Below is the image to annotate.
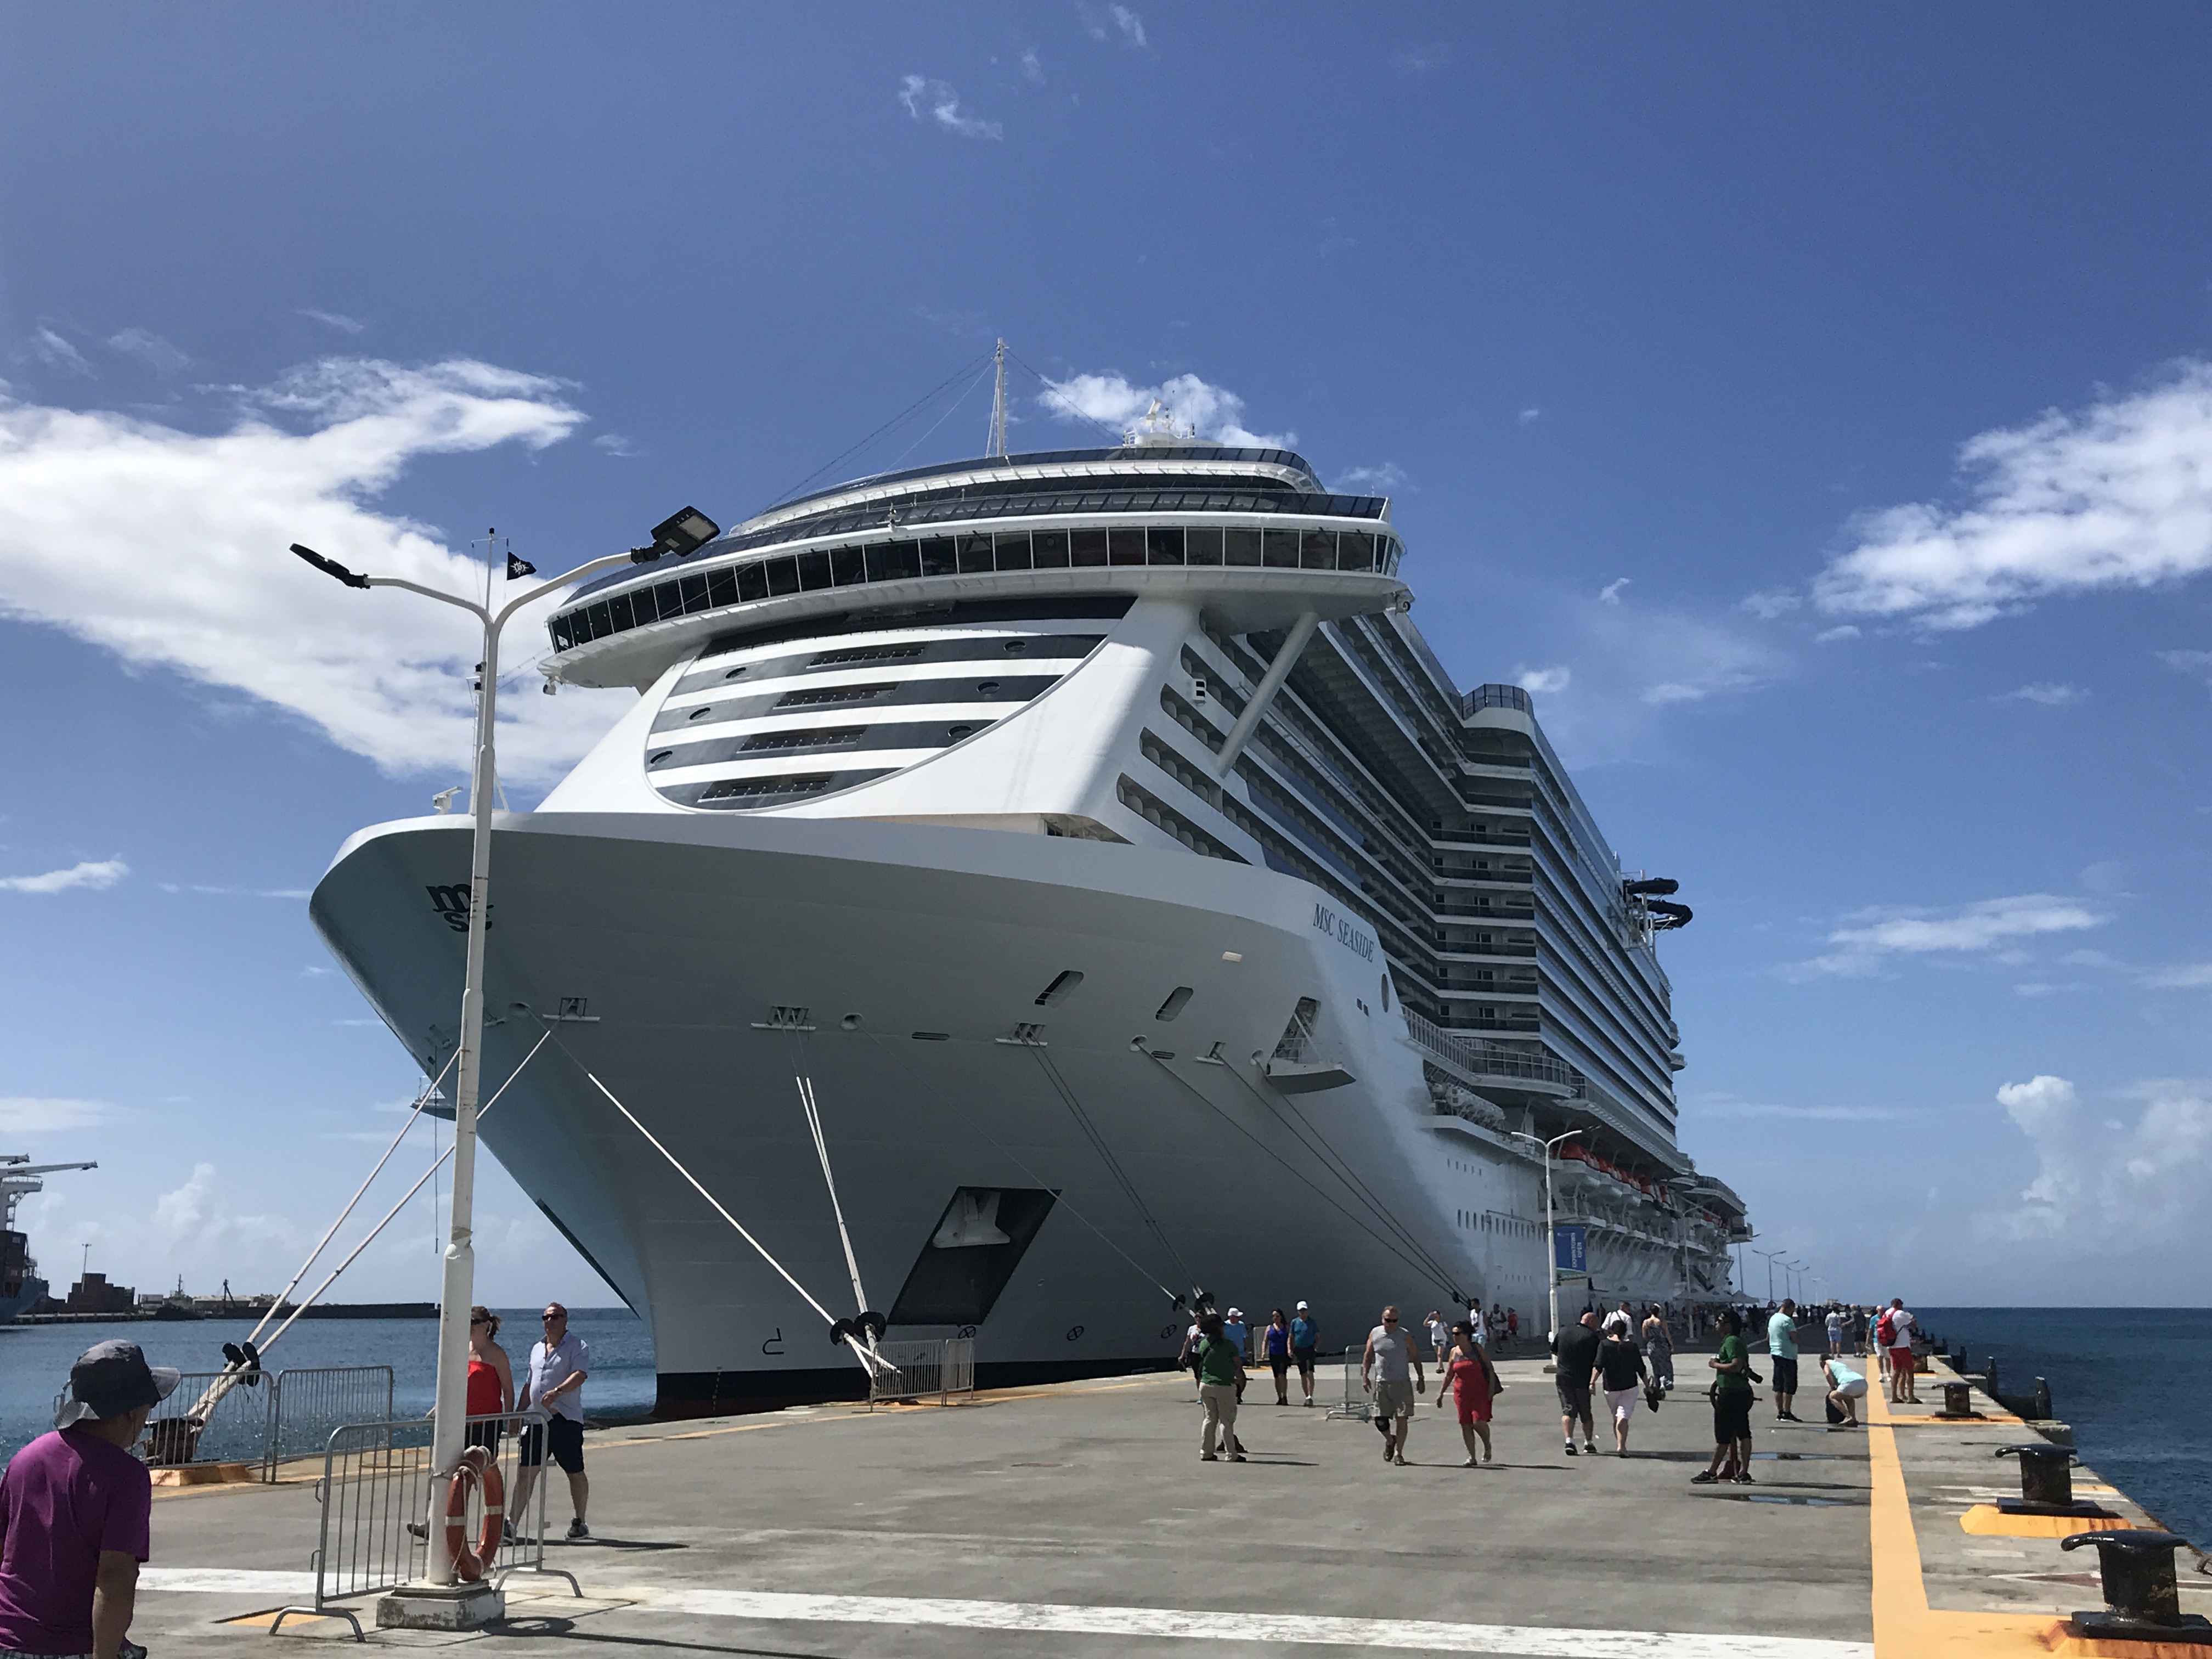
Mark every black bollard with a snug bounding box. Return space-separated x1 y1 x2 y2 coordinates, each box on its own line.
2033 1376 2053 1420
1986 1355 1999 1395
2059 1532 2211 1641
1993 1443 2114 1518
1938 1380 1976 1418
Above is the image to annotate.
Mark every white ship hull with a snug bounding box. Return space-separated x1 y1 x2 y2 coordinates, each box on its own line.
313 811 1692 1409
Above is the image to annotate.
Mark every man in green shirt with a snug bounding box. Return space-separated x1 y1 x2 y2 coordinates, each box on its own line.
1691 1309 1756 1485
1192 1312 1246 1463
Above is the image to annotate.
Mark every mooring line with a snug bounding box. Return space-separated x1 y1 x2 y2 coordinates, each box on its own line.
1030 1046 1201 1301
790 1031 873 1328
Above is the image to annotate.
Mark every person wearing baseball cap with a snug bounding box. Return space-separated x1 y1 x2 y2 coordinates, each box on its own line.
0 1340 178 1659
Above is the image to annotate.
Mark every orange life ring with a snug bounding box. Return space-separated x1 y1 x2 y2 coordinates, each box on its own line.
443 1446 504 1582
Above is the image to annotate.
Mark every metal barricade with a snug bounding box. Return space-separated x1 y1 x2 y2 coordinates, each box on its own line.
867 1338 977 1407
143 1370 274 1469
1328 1345 1372 1421
264 1367 396 1480
268 1410 577 1640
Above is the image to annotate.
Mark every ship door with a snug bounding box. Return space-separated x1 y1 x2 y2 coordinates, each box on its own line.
887 1186 1057 1328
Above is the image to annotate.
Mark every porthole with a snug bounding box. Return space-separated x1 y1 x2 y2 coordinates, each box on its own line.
1154 985 1194 1022
977 680 1002 695
1002 639 1028 654
688 706 713 720
648 751 673 765
947 724 974 741
724 667 747 679
1035 970 1084 1007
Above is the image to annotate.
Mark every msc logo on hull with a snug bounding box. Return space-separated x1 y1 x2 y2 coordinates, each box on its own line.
1312 901 1375 962
425 883 492 932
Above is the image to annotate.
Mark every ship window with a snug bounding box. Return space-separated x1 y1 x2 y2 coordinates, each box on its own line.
995 531 1032 571
724 666 747 679
737 562 769 602
1186 527 1223 566
680 573 711 612
1154 985 1194 1022
1002 639 1029 654
742 726 865 752
947 724 974 740
1032 529 1071 568
763 556 799 596
1071 528 1109 567
1339 531 1375 572
797 550 833 590
699 772 834 802
958 534 995 573
1147 527 1185 565
919 537 958 577
1262 529 1300 568
687 706 714 720
1300 529 1335 570
707 567 738 607
647 750 673 765
551 615 574 650
777 683 894 707
1224 528 1262 566
607 592 635 631
977 680 1001 695
831 544 867 585
1035 969 1085 1006
870 541 921 582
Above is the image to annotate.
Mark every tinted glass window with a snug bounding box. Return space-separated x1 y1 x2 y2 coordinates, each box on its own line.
764 557 799 596
680 573 710 612
1071 528 1108 567
607 592 635 631
737 562 769 602
1108 527 1146 566
830 545 866 585
1263 529 1300 568
1300 529 1335 570
995 531 1032 571
551 614 575 650
707 567 738 607
957 534 994 573
919 537 957 577
871 541 921 581
1147 527 1185 565
796 549 833 590
1184 527 1223 566
1225 529 1262 566
1338 531 1375 572
1032 529 1070 568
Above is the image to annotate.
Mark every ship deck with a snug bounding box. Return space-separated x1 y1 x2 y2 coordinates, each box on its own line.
128 1352 2205 1658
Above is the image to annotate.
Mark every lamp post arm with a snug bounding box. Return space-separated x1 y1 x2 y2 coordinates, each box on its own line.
494 550 649 629
364 577 489 623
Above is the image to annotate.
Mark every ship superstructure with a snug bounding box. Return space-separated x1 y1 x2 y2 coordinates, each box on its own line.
311 405 1748 1413
1 1156 95 1323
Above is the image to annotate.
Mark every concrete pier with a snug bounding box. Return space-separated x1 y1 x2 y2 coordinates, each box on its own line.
127 1352 2207 1657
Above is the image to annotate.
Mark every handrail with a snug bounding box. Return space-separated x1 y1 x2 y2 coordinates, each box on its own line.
1402 1011 1582 1093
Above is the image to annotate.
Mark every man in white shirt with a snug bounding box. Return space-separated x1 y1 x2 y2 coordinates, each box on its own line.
1825 1307 1845 1359
513 1303 591 1541
1361 1306 1426 1466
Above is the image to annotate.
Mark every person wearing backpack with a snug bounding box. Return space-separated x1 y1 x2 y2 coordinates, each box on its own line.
1880 1299 1918 1403
1191 1312 1246 1462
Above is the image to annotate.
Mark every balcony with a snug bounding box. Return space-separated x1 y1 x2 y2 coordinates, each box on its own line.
1402 1012 1581 1097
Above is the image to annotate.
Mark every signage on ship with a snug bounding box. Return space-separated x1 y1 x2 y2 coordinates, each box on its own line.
1311 902 1375 962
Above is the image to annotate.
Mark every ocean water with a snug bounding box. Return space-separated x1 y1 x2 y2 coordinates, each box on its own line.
1919 1307 2209 1548
0 1307 653 1463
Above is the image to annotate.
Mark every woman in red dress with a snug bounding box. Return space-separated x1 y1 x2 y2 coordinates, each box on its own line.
1434 1321 1498 1465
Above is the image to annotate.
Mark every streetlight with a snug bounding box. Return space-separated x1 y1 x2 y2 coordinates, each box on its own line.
1753 1247 1785 1304
1509 1127 1584 1347
1787 1260 1808 1304
290 505 718 1596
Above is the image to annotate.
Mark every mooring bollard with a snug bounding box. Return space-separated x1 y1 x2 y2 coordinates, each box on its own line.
1994 1443 2114 1519
2032 1376 2053 1420
2058 1531 2210 1640
1986 1355 1999 1395
1939 1380 1976 1418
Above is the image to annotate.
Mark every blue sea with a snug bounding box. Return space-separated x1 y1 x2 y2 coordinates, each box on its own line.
1919 1307 2209 1548
0 1307 654 1464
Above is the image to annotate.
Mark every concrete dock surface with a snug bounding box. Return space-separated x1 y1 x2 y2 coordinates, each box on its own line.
131 1353 2209 1658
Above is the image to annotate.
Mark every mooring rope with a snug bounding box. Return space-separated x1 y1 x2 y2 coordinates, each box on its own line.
791 1032 875 1334
1029 1046 1201 1302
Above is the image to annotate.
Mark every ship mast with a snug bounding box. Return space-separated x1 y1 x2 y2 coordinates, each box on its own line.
985 337 1008 459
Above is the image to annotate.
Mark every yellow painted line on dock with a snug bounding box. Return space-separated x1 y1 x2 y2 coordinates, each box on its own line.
1865 1381 2062 1656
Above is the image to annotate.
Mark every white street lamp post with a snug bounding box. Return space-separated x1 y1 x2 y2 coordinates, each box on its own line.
292 511 713 1592
1510 1128 1584 1347
1753 1246 1784 1304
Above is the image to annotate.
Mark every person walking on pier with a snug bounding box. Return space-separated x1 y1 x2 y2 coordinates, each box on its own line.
1693 1310 1756 1485
1435 1321 1496 1465
466 1307 515 1455
1594 1319 1649 1455
1425 1311 1451 1368
515 1303 592 1541
1290 1302 1319 1406
1880 1299 1918 1404
0 1340 177 1659
1361 1306 1426 1466
1506 1307 1519 1345
1261 1308 1295 1406
1640 1304 1675 1394
1554 1308 1602 1457
1192 1311 1245 1462
1824 1306 1845 1359
1767 1299 1802 1422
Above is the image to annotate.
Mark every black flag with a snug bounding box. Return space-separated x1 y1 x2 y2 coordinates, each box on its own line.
506 551 538 580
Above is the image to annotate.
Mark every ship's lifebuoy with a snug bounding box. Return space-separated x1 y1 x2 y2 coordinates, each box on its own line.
443 1446 504 1582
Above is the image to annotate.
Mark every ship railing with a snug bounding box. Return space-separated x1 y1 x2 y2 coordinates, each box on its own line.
265 1367 396 1480
867 1338 977 1408
1402 1012 1582 1095
268 1409 578 1640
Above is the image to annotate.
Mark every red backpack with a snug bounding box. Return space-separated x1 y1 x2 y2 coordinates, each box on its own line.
1875 1311 1897 1347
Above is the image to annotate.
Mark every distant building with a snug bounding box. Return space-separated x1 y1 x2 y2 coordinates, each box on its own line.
66 1272 137 1314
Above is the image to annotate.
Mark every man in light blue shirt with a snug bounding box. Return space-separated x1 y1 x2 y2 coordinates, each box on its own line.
1767 1299 1801 1423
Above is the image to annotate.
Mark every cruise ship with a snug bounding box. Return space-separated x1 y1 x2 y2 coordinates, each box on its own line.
310 401 1751 1413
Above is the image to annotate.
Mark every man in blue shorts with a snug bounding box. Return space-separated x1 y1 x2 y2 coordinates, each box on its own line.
1290 1302 1319 1406
515 1303 591 1541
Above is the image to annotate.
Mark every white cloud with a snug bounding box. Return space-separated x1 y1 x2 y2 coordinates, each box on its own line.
1516 665 1571 696
1329 462 1406 493
1109 5 1147 47
1741 589 1802 619
26 328 92 376
298 309 366 335
1020 49 1044 83
1806 893 2103 975
897 75 1002 140
1517 407 1541 426
1 857 127 894
592 432 641 458
2000 681 2087 707
1036 370 1289 448
1391 42 1455 75
0 356 629 786
107 328 191 374
0 1096 113 1133
1813 624 1859 643
2143 962 2212 989
1983 1074 2212 1245
1815 360 2212 630
1689 1098 1915 1122
1598 578 1630 606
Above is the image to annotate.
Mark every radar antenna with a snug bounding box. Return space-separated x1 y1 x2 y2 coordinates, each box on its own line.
985 338 1009 459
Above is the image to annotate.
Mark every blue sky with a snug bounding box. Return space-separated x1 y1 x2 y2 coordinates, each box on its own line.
3 5 2209 1313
